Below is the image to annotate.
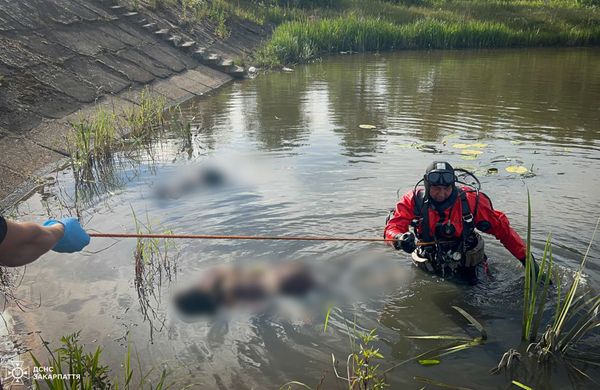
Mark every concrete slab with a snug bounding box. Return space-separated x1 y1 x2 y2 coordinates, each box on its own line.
64 57 132 95
115 48 172 79
96 53 156 84
28 119 72 155
142 44 187 73
0 136 63 178
29 64 99 103
183 66 232 89
169 73 212 96
151 80 194 105
118 86 171 107
0 165 27 201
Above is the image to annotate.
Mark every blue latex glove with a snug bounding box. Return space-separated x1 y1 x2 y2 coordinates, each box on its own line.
43 217 90 253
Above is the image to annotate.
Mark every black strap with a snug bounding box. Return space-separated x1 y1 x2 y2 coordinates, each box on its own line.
0 216 6 246
458 189 475 240
412 190 433 241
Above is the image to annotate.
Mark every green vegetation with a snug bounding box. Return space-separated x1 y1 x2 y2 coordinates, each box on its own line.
67 88 186 169
127 1 600 66
69 110 121 166
30 332 172 389
132 208 179 340
493 195 600 383
524 215 600 362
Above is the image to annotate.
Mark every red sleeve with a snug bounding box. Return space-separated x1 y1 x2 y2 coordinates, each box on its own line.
384 191 416 245
472 192 526 261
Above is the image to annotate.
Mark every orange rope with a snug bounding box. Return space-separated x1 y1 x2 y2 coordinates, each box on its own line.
88 232 442 246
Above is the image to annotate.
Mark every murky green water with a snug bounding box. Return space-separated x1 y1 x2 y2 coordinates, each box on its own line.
5 48 600 388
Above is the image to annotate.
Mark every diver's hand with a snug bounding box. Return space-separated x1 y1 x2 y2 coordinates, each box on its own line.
394 232 416 253
520 254 553 285
43 217 90 253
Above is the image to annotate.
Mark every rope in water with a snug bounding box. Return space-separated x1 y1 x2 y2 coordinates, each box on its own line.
88 232 442 246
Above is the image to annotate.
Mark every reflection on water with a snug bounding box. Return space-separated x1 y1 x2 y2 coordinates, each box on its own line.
6 48 600 388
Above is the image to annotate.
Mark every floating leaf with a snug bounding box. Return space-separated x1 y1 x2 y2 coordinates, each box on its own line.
471 143 488 148
461 149 483 156
417 144 440 154
418 359 441 366
506 166 529 174
452 143 471 149
460 155 478 160
487 168 498 174
510 140 523 145
359 124 376 129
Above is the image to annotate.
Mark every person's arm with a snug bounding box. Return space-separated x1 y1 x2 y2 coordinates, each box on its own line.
384 191 416 245
472 193 526 261
0 220 65 267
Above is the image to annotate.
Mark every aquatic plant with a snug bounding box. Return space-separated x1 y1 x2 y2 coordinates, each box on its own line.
30 332 172 389
494 192 600 383
525 215 600 361
255 14 600 66
132 208 179 340
124 89 168 142
69 110 120 165
282 323 388 390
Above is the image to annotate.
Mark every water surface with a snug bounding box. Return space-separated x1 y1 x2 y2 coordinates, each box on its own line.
5 47 600 389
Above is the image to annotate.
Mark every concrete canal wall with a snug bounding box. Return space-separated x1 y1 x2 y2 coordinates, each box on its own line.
0 0 267 208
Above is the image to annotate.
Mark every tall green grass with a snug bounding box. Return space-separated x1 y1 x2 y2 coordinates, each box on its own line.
30 332 172 389
256 16 600 66
494 192 600 380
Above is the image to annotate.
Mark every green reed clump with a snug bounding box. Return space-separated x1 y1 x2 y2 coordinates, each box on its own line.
253 0 600 67
494 194 600 380
125 89 168 141
283 326 388 390
525 216 600 362
69 110 121 165
30 332 171 389
132 208 178 340
256 16 530 66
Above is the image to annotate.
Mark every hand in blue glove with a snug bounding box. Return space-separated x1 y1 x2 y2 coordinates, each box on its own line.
43 217 90 253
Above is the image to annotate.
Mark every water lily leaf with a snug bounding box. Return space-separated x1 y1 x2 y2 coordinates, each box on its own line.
471 143 488 148
359 124 377 129
417 144 440 153
461 150 483 156
452 143 471 149
418 359 441 366
506 166 528 174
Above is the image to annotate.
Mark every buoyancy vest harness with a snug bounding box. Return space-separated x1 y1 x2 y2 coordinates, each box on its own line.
410 188 484 273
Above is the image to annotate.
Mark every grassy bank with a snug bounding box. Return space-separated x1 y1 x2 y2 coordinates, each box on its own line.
141 0 599 66
252 0 600 66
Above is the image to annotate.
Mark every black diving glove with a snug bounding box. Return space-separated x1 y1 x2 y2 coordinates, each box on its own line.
394 232 416 253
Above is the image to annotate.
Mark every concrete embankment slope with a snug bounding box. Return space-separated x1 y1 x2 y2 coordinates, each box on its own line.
0 0 266 207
